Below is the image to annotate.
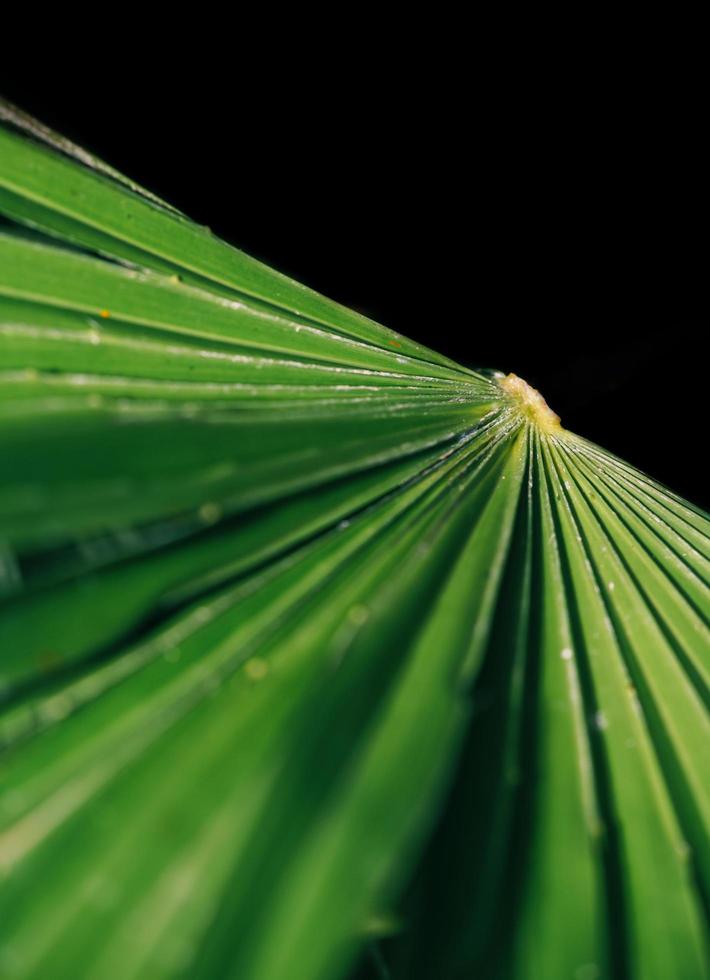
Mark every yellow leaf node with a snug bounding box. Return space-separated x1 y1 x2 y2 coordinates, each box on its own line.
499 373 561 433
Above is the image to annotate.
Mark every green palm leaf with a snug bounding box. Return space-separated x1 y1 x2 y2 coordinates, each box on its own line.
0 99 707 980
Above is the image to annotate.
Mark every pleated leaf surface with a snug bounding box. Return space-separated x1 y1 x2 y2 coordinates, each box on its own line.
0 100 708 980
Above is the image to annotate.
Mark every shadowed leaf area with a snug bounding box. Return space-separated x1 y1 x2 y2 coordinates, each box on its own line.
0 99 708 980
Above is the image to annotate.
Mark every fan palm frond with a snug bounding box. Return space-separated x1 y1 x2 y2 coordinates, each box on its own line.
0 100 707 980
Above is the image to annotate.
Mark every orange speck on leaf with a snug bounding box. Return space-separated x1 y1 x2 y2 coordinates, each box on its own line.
38 649 61 673
388 340 402 348
99 309 111 319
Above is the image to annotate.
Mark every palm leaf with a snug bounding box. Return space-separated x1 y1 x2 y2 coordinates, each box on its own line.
0 99 707 980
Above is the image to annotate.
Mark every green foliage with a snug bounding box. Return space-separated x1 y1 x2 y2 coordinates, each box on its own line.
0 99 708 980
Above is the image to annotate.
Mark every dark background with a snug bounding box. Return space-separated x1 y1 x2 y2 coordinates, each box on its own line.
2 71 706 506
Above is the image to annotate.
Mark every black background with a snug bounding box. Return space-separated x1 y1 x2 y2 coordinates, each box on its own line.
2 69 706 506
